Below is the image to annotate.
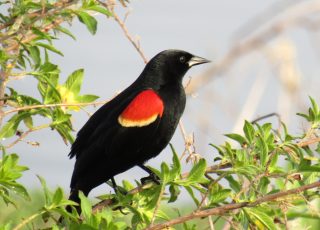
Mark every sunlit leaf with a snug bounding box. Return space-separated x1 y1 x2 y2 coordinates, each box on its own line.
77 11 98 35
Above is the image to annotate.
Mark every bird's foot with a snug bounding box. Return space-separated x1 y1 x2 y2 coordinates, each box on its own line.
113 205 129 215
140 173 160 185
138 164 161 185
110 177 128 195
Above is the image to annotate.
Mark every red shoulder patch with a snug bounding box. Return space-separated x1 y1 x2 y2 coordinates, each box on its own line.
118 89 164 127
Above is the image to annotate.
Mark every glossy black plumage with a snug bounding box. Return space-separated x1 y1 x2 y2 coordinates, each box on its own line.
68 50 209 210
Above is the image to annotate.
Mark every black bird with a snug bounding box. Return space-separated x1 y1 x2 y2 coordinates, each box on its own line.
68 49 209 212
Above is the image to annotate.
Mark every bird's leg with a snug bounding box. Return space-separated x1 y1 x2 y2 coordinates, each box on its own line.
110 177 129 215
138 164 160 185
111 177 119 194
110 177 128 195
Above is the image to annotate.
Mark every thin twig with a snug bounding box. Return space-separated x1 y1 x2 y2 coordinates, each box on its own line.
198 173 226 210
0 70 8 125
251 112 281 124
12 211 45 230
98 0 148 64
146 181 320 230
5 123 51 149
297 137 320 147
0 0 75 32
4 100 110 116
5 17 65 53
150 185 165 226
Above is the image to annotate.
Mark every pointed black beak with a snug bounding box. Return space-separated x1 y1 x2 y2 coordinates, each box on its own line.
187 56 211 67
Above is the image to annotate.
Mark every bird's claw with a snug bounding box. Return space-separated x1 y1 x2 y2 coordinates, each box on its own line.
140 173 160 185
113 205 129 215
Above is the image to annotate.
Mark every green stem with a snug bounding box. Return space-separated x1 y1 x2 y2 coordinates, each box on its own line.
13 211 46 230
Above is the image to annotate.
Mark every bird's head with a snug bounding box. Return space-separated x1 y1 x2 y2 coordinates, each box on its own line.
140 49 210 86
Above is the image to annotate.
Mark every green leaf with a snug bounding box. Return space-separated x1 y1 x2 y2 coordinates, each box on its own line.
246 207 277 230
209 143 225 156
55 26 76 40
309 96 319 117
79 191 92 220
225 175 241 192
37 175 52 205
243 120 255 144
256 135 268 167
0 118 18 139
52 187 64 205
0 154 30 202
4 182 30 200
258 177 270 194
31 27 53 42
186 159 206 183
233 165 260 177
184 186 199 206
168 184 180 203
0 113 30 139
86 5 112 16
160 162 170 184
64 69 84 95
77 11 98 35
36 42 64 56
296 112 309 121
27 45 41 67
76 94 99 103
170 144 181 177
209 189 232 204
156 209 170 221
225 133 247 145
23 116 33 129
54 123 75 145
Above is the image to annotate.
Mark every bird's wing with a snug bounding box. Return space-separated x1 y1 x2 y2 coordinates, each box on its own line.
69 87 142 159
69 88 164 159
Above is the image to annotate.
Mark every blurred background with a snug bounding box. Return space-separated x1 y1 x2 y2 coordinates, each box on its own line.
6 0 320 202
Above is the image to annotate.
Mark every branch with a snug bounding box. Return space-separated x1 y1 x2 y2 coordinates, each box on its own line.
3 100 110 116
0 0 75 32
5 17 65 53
0 70 8 125
146 181 320 230
5 123 51 149
98 0 148 64
92 161 232 213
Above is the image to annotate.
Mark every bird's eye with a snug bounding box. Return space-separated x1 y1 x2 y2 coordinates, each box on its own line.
179 56 186 63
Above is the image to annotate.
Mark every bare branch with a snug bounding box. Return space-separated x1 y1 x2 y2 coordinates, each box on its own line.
98 0 148 64
146 181 320 230
5 123 51 149
3 100 110 116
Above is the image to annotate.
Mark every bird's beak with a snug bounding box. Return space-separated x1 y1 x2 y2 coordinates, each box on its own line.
188 56 211 67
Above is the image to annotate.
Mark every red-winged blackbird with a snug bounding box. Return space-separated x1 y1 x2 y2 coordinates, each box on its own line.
68 49 209 211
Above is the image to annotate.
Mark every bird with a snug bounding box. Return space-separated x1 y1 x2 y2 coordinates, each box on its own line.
67 49 210 213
